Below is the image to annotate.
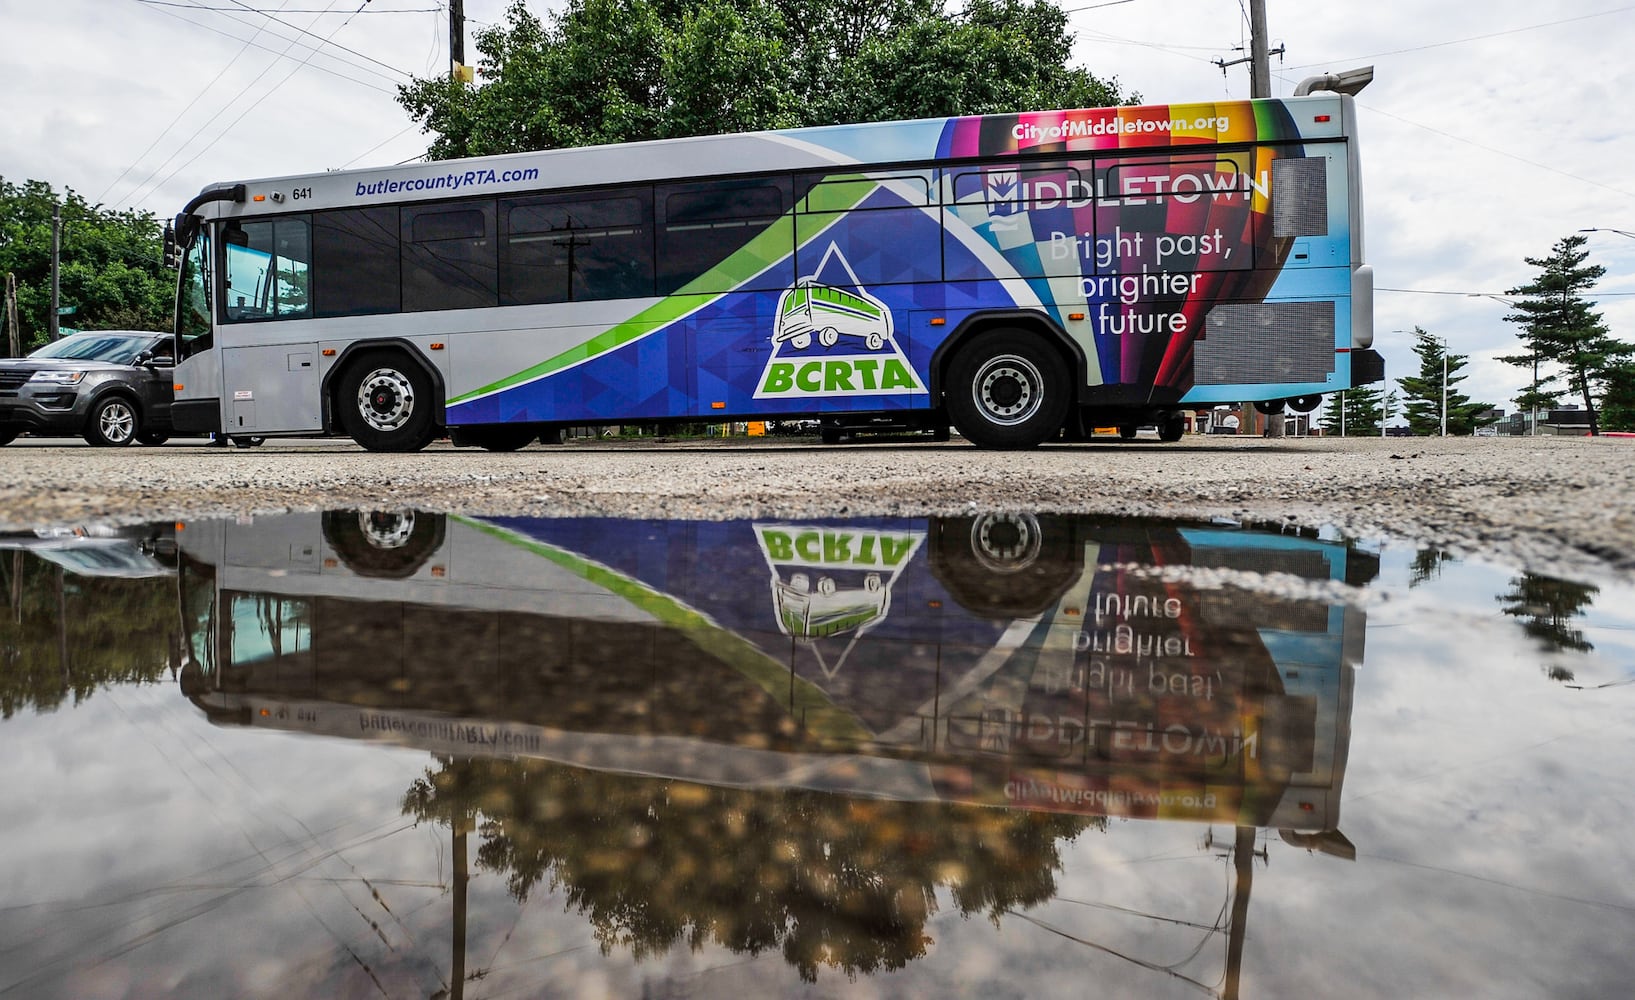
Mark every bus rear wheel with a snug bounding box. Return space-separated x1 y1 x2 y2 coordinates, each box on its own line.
945 330 1069 449
339 351 437 453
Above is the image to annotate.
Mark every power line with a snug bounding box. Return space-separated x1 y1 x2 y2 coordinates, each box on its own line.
1284 5 1635 71
217 0 415 79
1380 287 1635 298
136 0 438 11
1308 94 1635 205
138 0 391 204
130 0 404 91
120 0 364 209
101 0 289 207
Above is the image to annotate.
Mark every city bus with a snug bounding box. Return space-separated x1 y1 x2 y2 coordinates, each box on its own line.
168 91 1380 451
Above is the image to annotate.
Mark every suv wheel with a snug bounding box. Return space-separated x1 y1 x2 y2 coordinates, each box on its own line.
84 396 140 447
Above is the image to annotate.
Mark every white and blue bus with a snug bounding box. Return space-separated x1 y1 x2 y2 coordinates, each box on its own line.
169 90 1379 451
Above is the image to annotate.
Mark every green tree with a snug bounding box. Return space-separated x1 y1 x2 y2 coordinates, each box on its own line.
1318 385 1385 435
1599 359 1635 432
1395 327 1493 435
1503 235 1634 436
822 0 1128 123
395 0 1133 159
0 178 174 355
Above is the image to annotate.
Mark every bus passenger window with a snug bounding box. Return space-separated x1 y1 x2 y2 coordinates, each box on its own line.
221 217 312 322
402 203 498 312
502 190 654 305
656 178 792 295
313 207 401 317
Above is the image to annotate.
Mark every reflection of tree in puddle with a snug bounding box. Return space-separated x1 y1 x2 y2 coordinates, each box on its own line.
0 534 178 717
402 754 1097 982
1496 572 1600 683
1408 546 1453 588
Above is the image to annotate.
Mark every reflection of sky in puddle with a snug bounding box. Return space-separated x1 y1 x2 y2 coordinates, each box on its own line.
1 513 1632 999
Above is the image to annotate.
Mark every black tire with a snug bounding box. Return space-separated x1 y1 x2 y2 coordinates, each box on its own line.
338 350 437 453
136 431 170 446
231 436 264 448
0 429 17 446
84 395 140 447
1288 394 1322 413
1254 399 1287 415
1158 413 1185 442
1118 424 1139 440
929 513 1082 618
931 424 952 442
321 510 446 579
944 330 1069 449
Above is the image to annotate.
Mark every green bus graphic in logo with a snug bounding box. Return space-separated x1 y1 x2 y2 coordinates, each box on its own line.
775 279 889 351
755 523 926 678
756 242 925 400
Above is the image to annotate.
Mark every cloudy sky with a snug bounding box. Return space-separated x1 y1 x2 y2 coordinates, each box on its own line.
5 0 1633 412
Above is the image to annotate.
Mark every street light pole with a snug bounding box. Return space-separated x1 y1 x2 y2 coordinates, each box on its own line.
1441 340 1448 436
1578 227 1635 241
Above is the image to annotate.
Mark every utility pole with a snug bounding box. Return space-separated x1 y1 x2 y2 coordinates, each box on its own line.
4 273 19 357
449 0 466 81
49 203 61 342
1248 0 1271 98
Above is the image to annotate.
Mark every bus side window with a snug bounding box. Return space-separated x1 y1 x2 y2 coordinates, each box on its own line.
656 177 792 296
313 207 401 317
402 203 498 312
501 189 654 305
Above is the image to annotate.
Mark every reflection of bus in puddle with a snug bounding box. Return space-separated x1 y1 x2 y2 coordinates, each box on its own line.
175 510 1370 840
755 523 925 676
165 509 1375 996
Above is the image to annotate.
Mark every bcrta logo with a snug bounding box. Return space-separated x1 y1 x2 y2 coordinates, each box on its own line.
755 242 925 400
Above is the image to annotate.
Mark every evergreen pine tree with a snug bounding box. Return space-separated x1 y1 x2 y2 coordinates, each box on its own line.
1396 328 1493 435
1503 235 1633 436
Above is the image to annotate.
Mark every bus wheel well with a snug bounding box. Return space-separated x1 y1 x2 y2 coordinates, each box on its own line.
936 318 1077 449
330 345 441 452
933 315 1079 403
324 342 444 438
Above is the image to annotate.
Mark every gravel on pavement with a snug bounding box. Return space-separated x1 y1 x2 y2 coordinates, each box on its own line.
3 434 1632 582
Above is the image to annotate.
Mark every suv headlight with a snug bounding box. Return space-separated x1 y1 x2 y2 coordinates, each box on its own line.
28 370 86 385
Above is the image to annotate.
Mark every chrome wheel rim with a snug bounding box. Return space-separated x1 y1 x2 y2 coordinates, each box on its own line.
971 513 1042 573
357 368 415 433
99 401 135 443
972 354 1043 426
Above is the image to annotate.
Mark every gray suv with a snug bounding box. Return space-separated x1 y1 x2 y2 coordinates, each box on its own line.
0 331 177 447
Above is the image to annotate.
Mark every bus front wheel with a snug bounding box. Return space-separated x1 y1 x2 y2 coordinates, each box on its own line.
339 351 437 453
945 330 1069 449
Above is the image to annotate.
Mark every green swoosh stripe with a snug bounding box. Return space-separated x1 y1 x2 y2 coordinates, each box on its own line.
448 175 879 406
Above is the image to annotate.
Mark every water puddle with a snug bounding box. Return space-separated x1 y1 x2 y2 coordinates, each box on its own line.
2 511 1632 998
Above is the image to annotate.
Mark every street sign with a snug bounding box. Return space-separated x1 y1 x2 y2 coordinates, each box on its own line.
56 305 76 316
